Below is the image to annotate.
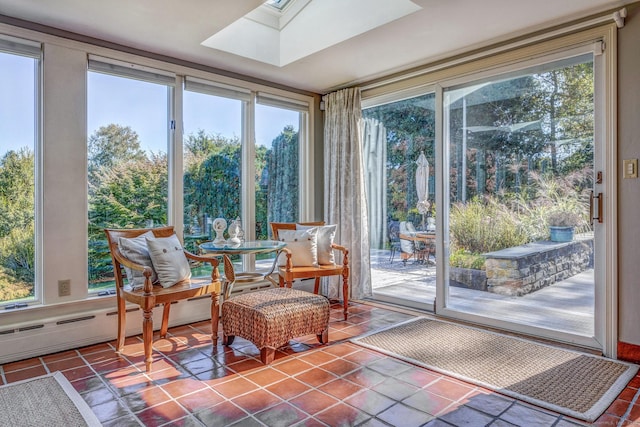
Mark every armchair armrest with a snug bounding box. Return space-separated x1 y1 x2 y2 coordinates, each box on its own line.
331 243 349 268
330 243 348 254
112 248 155 293
184 250 221 282
280 247 294 272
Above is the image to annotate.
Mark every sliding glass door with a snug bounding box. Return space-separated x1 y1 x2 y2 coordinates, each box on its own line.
439 49 604 349
362 93 437 310
363 43 609 352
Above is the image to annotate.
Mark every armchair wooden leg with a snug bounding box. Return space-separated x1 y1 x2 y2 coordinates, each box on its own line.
115 295 126 353
313 277 320 295
284 277 294 288
160 303 171 339
342 271 349 321
211 293 220 347
142 308 154 372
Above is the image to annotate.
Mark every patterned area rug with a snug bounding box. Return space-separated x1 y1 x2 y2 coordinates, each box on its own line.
0 371 101 426
352 317 638 422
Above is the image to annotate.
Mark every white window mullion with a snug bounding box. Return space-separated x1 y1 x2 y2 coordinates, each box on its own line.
242 95 256 271
170 76 183 237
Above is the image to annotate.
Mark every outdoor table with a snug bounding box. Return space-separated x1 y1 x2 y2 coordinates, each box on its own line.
399 231 435 263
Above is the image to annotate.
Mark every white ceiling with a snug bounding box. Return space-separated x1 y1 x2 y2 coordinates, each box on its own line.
0 0 633 94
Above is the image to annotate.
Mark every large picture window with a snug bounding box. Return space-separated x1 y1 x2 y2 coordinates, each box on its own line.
0 38 40 306
255 102 301 239
182 79 244 261
87 59 173 293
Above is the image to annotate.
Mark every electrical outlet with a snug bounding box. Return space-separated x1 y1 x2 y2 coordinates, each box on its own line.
58 279 71 297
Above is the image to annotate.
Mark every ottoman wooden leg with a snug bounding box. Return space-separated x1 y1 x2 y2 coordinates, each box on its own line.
223 335 235 346
317 328 328 344
260 347 276 364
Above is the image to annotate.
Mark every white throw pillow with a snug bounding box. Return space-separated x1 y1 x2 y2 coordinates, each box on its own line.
296 224 337 265
277 228 319 267
146 234 192 288
118 231 158 290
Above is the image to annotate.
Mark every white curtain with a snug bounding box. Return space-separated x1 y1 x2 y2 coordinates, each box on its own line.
362 118 387 249
323 87 371 300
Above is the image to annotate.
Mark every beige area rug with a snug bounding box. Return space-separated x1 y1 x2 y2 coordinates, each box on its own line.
352 317 638 422
0 371 101 427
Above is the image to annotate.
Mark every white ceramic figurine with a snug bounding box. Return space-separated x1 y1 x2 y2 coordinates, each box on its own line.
212 217 227 245
228 218 243 245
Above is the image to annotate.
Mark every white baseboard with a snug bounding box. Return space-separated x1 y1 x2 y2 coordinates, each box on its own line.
0 297 213 364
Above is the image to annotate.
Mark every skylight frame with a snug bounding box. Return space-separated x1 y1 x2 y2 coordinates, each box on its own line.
264 0 293 12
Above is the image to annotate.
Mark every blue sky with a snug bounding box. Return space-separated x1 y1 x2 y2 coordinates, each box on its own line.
1 52 298 156
88 72 300 154
0 52 35 153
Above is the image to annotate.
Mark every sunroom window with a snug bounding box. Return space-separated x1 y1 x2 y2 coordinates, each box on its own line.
87 58 174 293
0 36 41 307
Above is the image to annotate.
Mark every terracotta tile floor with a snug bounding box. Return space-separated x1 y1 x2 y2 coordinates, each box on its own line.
1 301 639 426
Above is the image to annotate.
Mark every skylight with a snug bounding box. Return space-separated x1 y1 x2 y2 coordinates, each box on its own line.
264 0 292 11
202 0 422 67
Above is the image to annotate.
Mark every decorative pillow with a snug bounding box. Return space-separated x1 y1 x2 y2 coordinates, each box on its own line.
146 234 192 288
118 231 158 290
277 228 319 267
296 224 337 265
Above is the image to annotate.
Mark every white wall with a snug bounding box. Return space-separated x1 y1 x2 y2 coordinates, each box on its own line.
616 3 640 347
42 43 89 304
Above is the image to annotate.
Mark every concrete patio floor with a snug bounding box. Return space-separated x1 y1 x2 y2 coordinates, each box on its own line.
369 249 595 338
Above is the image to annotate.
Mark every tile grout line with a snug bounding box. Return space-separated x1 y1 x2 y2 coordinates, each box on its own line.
617 386 640 427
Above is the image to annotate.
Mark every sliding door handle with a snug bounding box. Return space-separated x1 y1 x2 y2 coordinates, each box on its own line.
590 191 603 225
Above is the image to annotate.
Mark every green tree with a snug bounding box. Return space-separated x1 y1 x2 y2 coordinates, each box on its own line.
89 153 168 232
88 153 168 282
88 124 146 185
266 125 298 224
183 131 241 236
0 148 35 291
0 148 34 236
362 94 436 223
87 124 168 284
539 63 594 175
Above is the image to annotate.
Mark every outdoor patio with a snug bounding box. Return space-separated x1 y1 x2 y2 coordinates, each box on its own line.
369 249 595 338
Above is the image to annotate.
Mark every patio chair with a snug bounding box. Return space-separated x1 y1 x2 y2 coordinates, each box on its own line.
399 221 417 264
387 220 402 263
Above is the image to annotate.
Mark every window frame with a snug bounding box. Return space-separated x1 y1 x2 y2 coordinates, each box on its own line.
0 34 42 308
361 24 618 357
84 62 314 292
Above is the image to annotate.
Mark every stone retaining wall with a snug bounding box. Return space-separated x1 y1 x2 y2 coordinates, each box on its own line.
482 235 593 296
449 267 487 291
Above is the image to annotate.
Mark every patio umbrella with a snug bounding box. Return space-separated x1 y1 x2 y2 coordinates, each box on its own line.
416 151 429 215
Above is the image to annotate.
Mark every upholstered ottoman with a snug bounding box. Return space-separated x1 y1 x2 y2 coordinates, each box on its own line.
221 287 330 364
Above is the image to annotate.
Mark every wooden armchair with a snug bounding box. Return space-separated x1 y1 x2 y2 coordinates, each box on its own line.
270 222 350 320
104 226 223 372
